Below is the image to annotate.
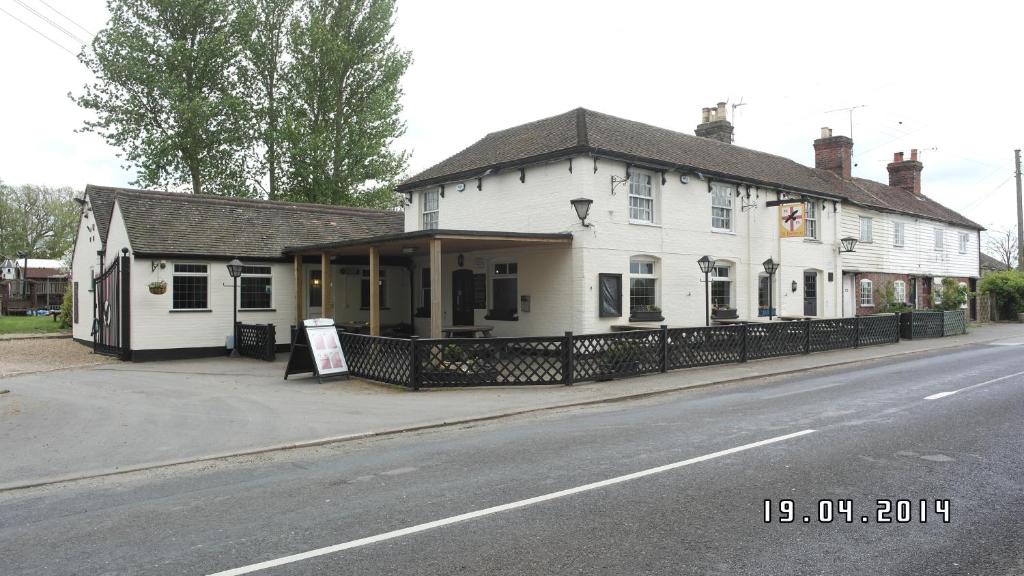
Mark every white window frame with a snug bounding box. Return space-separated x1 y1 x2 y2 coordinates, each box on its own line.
959 232 969 254
804 201 818 240
628 257 658 312
934 228 944 251
422 189 439 230
239 264 273 310
711 263 733 309
361 268 389 309
628 170 655 224
171 262 210 310
859 279 873 307
711 183 734 231
859 217 873 243
893 221 905 248
893 280 906 304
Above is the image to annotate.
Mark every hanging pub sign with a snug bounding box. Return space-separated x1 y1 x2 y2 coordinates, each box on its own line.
779 204 806 238
283 318 349 383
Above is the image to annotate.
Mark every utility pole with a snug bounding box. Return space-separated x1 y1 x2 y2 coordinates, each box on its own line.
1016 149 1023 270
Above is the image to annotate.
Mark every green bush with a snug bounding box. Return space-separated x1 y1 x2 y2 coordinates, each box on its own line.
58 283 73 328
979 270 1024 317
875 281 912 313
932 278 970 311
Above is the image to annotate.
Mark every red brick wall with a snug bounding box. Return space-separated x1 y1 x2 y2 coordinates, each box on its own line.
852 272 970 315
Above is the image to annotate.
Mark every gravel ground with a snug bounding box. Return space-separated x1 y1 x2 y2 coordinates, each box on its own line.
0 338 115 378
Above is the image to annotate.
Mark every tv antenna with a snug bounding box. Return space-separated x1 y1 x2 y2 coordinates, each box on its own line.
825 104 866 139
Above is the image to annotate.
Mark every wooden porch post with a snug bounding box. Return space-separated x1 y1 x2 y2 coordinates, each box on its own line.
429 238 442 339
369 246 380 336
321 252 332 319
294 254 303 326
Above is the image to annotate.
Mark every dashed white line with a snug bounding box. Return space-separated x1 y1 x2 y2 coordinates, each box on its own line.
924 369 1024 400
206 429 817 576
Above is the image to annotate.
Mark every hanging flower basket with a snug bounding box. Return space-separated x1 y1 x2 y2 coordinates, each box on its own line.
148 281 167 295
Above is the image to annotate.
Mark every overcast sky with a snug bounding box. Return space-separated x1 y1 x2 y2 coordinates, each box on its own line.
1 0 1021 234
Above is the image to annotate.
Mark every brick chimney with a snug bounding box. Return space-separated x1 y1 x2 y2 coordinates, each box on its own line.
813 127 853 180
695 102 734 144
887 149 923 195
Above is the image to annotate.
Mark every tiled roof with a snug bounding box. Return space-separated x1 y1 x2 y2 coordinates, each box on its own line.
84 185 403 259
399 108 981 229
980 252 1009 271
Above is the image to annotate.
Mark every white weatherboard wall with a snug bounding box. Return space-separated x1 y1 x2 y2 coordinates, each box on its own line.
70 193 104 343
404 155 843 333
840 205 978 278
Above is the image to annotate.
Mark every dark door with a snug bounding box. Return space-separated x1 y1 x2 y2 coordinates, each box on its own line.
803 271 817 316
452 269 475 326
909 278 918 308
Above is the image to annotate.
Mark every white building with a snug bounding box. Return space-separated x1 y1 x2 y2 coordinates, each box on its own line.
70 106 981 360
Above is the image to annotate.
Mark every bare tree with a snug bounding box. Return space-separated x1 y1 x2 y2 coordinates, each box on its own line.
984 227 1018 270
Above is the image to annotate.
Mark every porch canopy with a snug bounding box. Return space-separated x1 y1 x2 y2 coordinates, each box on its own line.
285 229 573 338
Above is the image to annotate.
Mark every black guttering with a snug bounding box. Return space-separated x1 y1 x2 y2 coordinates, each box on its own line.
284 229 574 254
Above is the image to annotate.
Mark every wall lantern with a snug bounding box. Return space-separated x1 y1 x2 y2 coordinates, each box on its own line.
697 255 716 326
226 258 244 358
762 257 779 320
839 236 858 253
570 197 594 227
791 280 798 293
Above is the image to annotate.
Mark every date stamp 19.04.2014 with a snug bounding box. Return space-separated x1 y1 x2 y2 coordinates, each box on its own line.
763 499 950 524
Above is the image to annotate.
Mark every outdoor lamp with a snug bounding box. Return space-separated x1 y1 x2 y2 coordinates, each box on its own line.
226 258 244 357
791 280 798 292
697 255 716 326
762 257 779 320
762 257 779 275
839 236 858 253
570 197 594 227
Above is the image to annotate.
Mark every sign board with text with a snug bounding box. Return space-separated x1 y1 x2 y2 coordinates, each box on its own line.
283 318 349 383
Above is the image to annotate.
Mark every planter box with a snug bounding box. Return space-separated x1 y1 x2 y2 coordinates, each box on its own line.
712 308 739 320
628 311 664 322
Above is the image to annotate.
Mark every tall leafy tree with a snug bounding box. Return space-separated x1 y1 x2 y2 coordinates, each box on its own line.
283 0 410 208
75 0 255 196
0 181 80 260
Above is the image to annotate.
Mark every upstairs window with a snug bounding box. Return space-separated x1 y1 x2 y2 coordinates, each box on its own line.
711 183 734 231
893 221 905 247
628 170 654 223
959 232 969 254
711 265 732 309
804 201 818 240
934 228 944 251
240 265 272 309
361 269 388 309
629 258 657 312
859 217 873 242
422 189 439 230
172 263 209 310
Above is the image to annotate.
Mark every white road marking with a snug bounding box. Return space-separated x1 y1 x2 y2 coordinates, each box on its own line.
206 429 816 576
924 369 1024 400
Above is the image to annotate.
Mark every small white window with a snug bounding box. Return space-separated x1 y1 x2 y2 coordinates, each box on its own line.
893 222 905 247
893 280 906 304
859 217 873 242
934 228 944 251
859 279 873 307
629 257 657 312
711 183 734 231
422 189 439 230
805 202 818 240
711 264 733 309
959 232 969 254
628 170 654 223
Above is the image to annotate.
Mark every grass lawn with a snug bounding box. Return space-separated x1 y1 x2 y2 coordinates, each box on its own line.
0 315 69 335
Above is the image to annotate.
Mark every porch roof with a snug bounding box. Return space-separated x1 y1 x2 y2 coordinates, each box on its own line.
284 229 573 257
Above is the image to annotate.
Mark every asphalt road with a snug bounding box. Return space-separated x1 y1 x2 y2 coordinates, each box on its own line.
2 340 1023 575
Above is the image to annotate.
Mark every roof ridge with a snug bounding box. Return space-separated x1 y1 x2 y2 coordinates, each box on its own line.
86 185 395 216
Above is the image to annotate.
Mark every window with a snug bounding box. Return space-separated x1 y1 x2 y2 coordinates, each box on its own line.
959 232 969 254
934 228 944 251
893 280 906 304
859 279 873 307
598 273 623 317
804 202 818 240
711 265 732 309
629 258 657 312
172 263 209 310
308 270 322 308
711 183 734 230
421 268 430 307
628 170 654 223
758 274 774 316
361 269 388 309
893 222 905 247
240 265 272 309
491 262 518 320
859 217 873 242
422 189 439 230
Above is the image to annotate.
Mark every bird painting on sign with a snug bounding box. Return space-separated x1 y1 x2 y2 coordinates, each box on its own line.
779 205 805 238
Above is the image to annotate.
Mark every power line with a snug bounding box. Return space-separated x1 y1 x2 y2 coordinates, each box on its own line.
0 5 77 56
12 0 86 45
38 0 93 37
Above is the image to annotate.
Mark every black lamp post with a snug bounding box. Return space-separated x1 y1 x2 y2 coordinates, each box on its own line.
762 257 779 320
227 258 244 357
570 198 594 227
697 255 715 326
839 236 858 253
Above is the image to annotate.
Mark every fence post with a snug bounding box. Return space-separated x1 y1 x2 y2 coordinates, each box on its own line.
803 319 811 354
894 313 901 343
408 336 420 391
265 323 276 361
739 324 748 363
660 324 669 373
854 316 861 348
562 331 574 386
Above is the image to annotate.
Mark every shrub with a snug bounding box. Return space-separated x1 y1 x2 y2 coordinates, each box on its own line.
875 281 912 313
932 278 970 311
58 283 73 328
979 270 1024 317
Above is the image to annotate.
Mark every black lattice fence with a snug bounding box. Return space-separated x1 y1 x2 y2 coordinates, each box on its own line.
900 311 945 340
340 332 412 386
573 330 663 382
666 325 744 369
942 310 967 336
858 314 900 346
747 321 808 360
416 336 567 387
236 323 276 361
808 318 857 352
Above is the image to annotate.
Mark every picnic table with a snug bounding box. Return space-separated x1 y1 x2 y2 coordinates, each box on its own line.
442 325 494 338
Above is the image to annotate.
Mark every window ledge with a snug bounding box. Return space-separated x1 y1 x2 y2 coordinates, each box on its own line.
170 308 212 313
629 220 661 228
711 228 736 235
240 308 276 312
803 238 822 244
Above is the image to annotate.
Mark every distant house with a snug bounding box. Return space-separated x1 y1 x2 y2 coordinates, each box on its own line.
0 258 68 314
980 252 1010 276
